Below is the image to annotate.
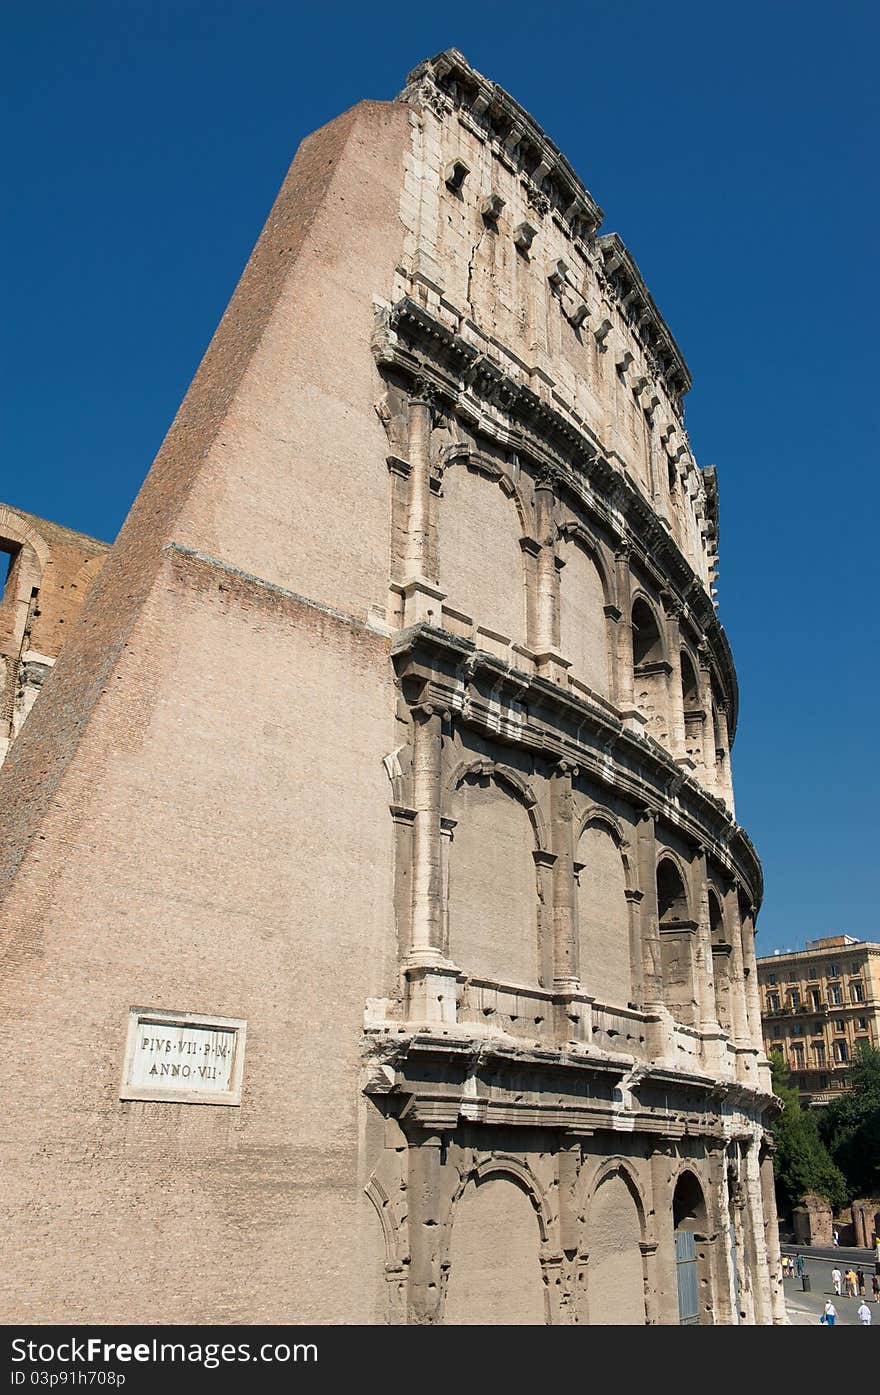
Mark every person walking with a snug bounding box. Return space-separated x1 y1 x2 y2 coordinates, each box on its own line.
822 1300 838 1326
832 1267 842 1296
872 1272 880 1302
857 1268 866 1295
847 1268 858 1297
833 1229 840 1246
796 1253 805 1279
858 1300 872 1326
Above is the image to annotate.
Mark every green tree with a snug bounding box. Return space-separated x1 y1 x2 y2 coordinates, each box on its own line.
768 1051 848 1212
818 1044 880 1198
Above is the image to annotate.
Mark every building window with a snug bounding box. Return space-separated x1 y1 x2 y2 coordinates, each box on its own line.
833 1040 849 1064
856 1017 867 1032
851 981 864 1003
792 1043 804 1065
810 988 822 1009
827 962 839 977
767 992 779 1011
834 1019 845 1033
791 1023 803 1037
819 1075 828 1089
0 547 15 603
830 984 843 1005
813 1043 826 1065
767 973 777 986
790 988 801 1009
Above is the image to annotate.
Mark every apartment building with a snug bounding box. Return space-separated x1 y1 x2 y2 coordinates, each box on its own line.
757 936 880 1104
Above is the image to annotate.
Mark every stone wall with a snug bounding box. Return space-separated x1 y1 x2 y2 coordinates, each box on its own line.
0 51 780 1325
0 504 109 767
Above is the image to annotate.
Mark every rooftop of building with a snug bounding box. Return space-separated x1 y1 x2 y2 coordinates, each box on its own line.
756 935 880 967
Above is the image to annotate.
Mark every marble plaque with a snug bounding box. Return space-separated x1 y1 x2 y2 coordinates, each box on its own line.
120 1008 246 1105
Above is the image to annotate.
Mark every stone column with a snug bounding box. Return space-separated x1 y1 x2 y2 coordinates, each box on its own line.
409 704 445 967
694 850 720 1036
724 883 751 1055
406 1131 445 1324
405 704 458 1024
742 1140 772 1324
662 598 687 759
759 1144 788 1324
401 381 444 624
624 887 645 1007
613 543 635 712
697 643 717 788
705 1145 737 1325
404 382 435 582
640 1241 661 1325
439 817 457 958
635 808 673 1060
649 1145 680 1325
740 905 765 1055
635 809 663 1010
715 706 736 815
533 467 560 656
550 762 578 991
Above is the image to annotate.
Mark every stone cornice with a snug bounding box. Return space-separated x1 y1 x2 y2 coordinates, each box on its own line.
597 234 691 399
374 297 739 737
392 622 762 908
363 1028 775 1136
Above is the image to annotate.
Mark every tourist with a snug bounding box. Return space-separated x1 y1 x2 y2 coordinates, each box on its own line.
833 1229 840 1246
822 1300 838 1326
857 1300 872 1326
796 1253 805 1278
872 1272 880 1302
857 1268 866 1295
846 1268 858 1297
832 1267 842 1296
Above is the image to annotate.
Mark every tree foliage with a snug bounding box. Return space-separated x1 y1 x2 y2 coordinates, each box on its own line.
818 1045 880 1199
768 1051 848 1211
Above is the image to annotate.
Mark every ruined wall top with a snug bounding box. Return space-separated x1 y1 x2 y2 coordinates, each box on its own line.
398 49 692 406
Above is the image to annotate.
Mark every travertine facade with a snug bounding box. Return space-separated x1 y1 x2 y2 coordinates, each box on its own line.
0 51 783 1324
0 504 109 766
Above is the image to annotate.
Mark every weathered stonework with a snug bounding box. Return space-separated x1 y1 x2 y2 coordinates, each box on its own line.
0 504 109 766
0 52 781 1324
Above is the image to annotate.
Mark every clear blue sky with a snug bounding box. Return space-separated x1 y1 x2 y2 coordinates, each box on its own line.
3 1 878 954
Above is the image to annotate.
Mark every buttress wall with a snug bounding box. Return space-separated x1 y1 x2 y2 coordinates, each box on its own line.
0 100 411 1323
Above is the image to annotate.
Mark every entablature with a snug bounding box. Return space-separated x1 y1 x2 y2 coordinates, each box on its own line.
362 1028 775 1140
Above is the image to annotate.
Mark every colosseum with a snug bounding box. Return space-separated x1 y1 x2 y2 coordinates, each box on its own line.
0 50 784 1325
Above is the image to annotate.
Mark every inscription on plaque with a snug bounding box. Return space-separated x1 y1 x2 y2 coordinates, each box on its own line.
120 1009 246 1105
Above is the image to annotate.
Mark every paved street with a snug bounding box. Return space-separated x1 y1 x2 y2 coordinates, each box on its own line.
781 1252 879 1327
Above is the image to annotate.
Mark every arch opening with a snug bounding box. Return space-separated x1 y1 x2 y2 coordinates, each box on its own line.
631 598 669 743
576 820 632 1008
673 1171 712 1325
657 858 698 1026
448 773 539 987
559 539 611 698
444 1175 546 1325
586 1169 647 1325
709 888 732 1033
